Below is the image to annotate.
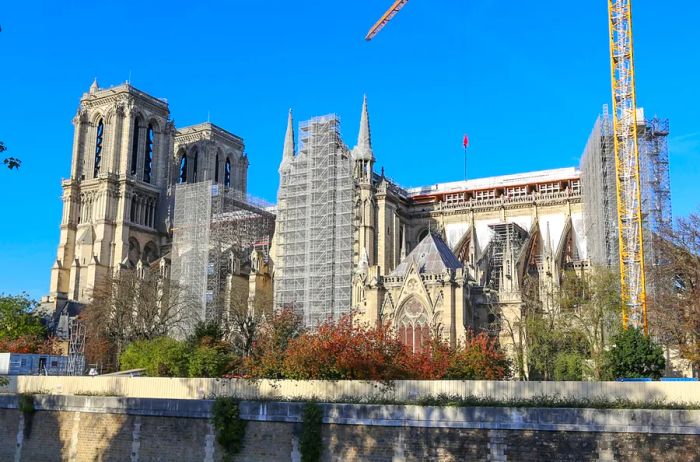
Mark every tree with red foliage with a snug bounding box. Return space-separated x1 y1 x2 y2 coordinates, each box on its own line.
281 315 413 380
243 307 305 378
0 335 60 354
445 331 511 380
241 310 511 381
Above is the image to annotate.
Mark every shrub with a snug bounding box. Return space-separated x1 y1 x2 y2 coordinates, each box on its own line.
119 337 189 377
281 315 412 380
444 332 511 380
603 327 665 380
300 402 323 462
212 397 246 460
188 345 236 378
554 352 584 381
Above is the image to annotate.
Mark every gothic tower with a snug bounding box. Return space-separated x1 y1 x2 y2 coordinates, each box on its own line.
353 96 376 268
49 80 175 303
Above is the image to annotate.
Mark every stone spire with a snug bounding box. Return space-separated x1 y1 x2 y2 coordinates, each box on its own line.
89 78 99 94
279 108 294 173
354 95 374 161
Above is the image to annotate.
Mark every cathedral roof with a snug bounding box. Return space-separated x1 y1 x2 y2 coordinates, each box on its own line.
390 232 463 277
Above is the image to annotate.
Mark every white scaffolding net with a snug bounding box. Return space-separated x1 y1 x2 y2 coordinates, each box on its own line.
274 115 354 326
581 106 672 298
581 106 619 268
172 181 275 328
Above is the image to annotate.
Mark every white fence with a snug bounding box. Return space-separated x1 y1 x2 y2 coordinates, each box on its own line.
1 376 698 404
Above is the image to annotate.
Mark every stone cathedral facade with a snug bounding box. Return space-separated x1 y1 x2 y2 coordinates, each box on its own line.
273 97 587 358
45 80 249 309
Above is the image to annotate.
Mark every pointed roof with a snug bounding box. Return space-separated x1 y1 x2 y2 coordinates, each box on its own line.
89 78 99 94
280 108 295 172
353 95 374 161
390 232 463 277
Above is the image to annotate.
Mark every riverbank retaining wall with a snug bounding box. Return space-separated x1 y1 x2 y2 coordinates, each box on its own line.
0 394 698 461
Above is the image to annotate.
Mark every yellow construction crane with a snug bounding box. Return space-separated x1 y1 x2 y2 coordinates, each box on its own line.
366 0 648 333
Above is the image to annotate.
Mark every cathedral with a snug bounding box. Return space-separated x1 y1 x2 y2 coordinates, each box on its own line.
44 81 671 365
272 97 586 356
43 80 262 328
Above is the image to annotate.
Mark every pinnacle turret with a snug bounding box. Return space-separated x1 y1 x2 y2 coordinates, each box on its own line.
280 108 295 173
354 95 374 161
89 78 99 94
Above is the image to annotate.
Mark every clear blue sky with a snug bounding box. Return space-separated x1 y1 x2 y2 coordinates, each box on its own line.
1 1 698 300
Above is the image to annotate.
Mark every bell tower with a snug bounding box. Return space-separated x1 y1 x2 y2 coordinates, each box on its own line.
49 80 175 303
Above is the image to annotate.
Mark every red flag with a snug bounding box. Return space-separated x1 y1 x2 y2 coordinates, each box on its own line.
463 134 469 149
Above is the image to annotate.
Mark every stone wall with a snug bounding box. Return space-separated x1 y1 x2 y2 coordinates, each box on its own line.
2 376 699 404
0 395 698 461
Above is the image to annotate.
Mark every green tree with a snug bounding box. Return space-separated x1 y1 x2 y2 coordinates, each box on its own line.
554 352 584 381
119 337 190 377
603 327 666 380
0 294 45 340
1 141 21 170
188 344 234 378
560 268 621 380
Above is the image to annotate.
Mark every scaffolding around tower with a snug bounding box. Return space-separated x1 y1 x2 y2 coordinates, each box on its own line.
638 113 671 304
580 106 672 308
273 114 355 326
171 181 275 332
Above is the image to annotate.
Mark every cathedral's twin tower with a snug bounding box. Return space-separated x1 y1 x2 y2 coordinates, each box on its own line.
49 81 248 304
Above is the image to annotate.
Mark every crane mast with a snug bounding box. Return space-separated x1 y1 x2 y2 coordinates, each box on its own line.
366 1 649 333
608 0 647 333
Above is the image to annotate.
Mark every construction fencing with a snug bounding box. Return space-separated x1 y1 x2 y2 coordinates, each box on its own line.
1 376 697 404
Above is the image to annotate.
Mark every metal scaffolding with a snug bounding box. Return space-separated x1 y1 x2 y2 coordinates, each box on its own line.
66 318 86 376
486 223 528 292
639 114 672 302
581 105 619 268
172 181 275 328
581 106 672 297
274 115 354 326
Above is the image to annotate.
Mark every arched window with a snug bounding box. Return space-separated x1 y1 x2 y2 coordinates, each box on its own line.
192 148 199 183
94 119 104 177
178 153 187 183
130 118 141 175
397 297 429 353
143 124 154 183
224 157 231 188
128 238 141 267
214 152 220 183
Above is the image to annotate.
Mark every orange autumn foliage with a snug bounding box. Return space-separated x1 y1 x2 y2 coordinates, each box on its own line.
244 312 510 381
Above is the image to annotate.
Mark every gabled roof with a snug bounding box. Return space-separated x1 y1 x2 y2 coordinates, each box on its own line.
390 232 463 277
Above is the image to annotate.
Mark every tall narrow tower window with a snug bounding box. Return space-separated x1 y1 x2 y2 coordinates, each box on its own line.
143 124 154 183
93 119 104 178
130 118 141 175
192 149 199 183
224 157 231 188
214 153 220 183
178 154 187 183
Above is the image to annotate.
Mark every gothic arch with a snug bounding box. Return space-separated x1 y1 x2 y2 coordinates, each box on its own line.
190 146 199 183
128 238 141 267
142 241 159 264
396 295 430 353
130 114 145 176
90 111 105 126
224 154 232 188
214 148 223 183
104 107 118 124
145 117 162 132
